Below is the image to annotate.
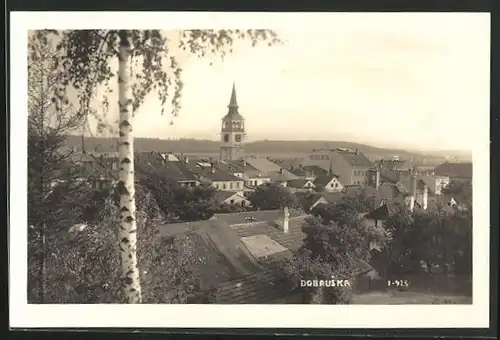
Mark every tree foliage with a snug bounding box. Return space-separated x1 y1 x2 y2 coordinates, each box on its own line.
138 169 217 222
380 203 472 278
442 180 473 207
29 189 209 304
34 29 282 133
248 184 299 210
277 211 390 304
29 29 283 303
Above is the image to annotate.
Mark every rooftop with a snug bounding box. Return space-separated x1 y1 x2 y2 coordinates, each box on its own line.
434 162 472 179
337 150 373 167
201 170 244 182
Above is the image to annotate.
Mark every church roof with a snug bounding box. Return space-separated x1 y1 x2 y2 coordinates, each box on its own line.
223 82 245 121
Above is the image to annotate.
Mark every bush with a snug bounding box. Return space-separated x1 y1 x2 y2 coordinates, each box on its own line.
28 187 207 303
382 204 472 279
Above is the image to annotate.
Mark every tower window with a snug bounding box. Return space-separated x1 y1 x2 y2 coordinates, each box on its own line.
223 134 229 142
235 134 242 142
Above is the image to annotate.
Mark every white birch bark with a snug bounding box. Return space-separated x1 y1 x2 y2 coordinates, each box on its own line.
117 32 142 303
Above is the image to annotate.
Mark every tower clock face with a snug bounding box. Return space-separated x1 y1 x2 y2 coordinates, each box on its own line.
235 134 242 142
223 134 229 142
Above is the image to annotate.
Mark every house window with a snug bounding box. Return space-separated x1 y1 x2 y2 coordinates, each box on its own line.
230 199 235 204
223 183 227 189
330 183 334 188
235 134 242 142
254 180 257 186
214 183 218 189
223 134 229 142
230 182 234 189
335 183 338 188
241 201 246 206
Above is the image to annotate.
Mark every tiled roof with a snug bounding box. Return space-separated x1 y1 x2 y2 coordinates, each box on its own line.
211 269 292 304
363 198 406 220
135 154 198 182
245 157 298 180
158 219 263 291
202 171 244 182
338 150 373 167
214 191 238 203
268 171 291 182
434 162 472 179
313 174 338 187
295 192 321 212
286 178 313 188
232 216 309 253
379 167 400 183
272 158 302 171
213 209 302 226
136 151 165 164
225 159 261 173
321 191 345 204
380 159 413 170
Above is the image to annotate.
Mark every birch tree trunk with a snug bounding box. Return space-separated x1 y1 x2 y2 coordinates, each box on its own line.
117 31 142 303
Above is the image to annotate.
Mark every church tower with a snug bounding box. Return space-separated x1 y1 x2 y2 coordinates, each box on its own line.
220 82 245 161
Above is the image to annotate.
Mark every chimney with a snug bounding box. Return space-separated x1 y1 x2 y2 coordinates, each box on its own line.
355 148 359 155
180 152 184 161
185 156 189 164
243 160 247 167
375 166 380 189
279 168 284 175
210 162 215 174
283 206 289 233
423 184 428 210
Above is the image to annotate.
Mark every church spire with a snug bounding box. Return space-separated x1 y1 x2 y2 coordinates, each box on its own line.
228 82 238 108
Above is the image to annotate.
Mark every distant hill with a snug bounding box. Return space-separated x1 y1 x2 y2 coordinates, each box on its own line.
64 135 465 165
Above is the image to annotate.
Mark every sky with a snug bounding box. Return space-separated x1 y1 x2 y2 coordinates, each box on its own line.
79 14 489 152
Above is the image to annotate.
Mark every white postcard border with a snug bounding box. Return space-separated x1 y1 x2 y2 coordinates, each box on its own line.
9 11 491 329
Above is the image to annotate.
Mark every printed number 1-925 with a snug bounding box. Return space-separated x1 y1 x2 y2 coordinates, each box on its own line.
387 280 409 288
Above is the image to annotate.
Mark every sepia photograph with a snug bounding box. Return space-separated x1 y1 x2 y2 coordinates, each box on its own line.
10 12 490 328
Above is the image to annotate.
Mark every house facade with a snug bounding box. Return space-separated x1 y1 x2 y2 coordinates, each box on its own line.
200 170 245 192
302 148 373 186
420 175 450 195
286 179 315 193
215 191 251 207
313 174 343 192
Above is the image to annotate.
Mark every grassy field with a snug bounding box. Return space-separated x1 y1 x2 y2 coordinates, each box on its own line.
352 291 472 304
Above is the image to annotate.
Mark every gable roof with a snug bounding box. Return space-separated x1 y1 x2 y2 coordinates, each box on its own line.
245 157 298 180
364 198 406 220
224 159 261 174
313 174 338 187
378 167 401 184
135 154 198 182
158 219 263 291
337 150 373 167
214 191 240 203
286 178 314 188
290 165 328 177
434 162 472 179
